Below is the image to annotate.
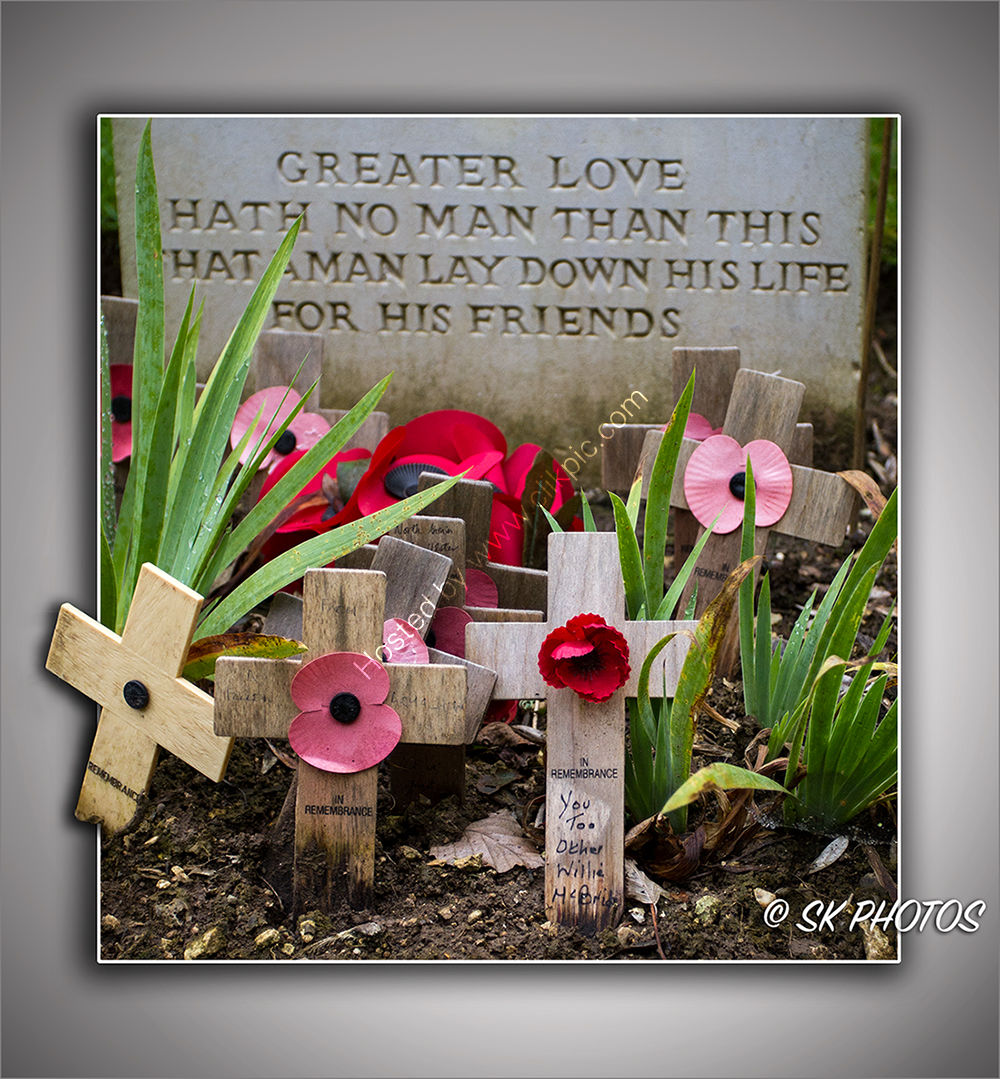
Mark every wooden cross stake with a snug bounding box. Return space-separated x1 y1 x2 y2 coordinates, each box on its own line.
45 563 233 835
466 532 696 936
214 565 466 913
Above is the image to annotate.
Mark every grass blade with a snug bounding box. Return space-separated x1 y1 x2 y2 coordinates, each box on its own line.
610 493 645 619
642 369 694 616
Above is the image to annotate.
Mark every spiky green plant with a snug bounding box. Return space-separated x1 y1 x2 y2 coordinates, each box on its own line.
100 121 460 638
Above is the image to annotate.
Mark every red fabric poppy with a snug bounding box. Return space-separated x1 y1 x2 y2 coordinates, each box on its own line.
231 386 330 472
109 364 134 462
382 619 429 664
464 568 499 609
258 446 371 534
351 411 507 517
537 613 631 703
683 435 793 534
288 651 401 773
428 606 473 657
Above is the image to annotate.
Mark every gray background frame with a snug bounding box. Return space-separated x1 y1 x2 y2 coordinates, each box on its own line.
2 3 997 1077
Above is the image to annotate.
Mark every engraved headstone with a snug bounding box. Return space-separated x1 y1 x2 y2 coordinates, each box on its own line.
113 116 867 475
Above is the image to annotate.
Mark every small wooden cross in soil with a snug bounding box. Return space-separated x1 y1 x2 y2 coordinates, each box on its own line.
667 348 814 572
214 565 467 913
45 563 233 835
640 367 856 616
466 531 696 936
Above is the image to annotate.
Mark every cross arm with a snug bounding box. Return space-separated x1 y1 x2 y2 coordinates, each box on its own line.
466 620 697 699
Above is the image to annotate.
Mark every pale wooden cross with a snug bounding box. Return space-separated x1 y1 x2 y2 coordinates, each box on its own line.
45 563 233 835
466 531 696 936
214 563 467 913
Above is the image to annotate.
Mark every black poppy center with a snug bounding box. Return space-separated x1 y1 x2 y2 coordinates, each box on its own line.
728 471 747 500
384 462 449 500
111 395 132 423
274 430 297 455
123 679 149 710
329 692 362 724
569 646 603 674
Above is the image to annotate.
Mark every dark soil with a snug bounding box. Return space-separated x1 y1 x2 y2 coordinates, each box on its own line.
100 505 898 964
99 272 898 964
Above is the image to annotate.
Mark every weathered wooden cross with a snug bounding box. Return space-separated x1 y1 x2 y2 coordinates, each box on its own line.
45 563 233 835
639 367 857 621
466 531 696 935
214 562 467 913
600 346 814 499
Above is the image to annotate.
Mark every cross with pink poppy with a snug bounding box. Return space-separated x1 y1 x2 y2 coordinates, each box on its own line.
466 531 696 936
638 367 857 627
214 566 467 913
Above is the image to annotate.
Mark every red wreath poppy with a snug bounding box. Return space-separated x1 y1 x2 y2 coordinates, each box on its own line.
488 443 580 566
252 446 370 575
683 435 793 534
109 364 134 462
537 613 631 703
351 411 507 517
231 386 331 472
288 651 402 773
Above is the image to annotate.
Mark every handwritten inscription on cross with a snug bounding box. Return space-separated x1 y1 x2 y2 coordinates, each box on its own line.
214 566 466 912
45 563 233 835
466 532 696 935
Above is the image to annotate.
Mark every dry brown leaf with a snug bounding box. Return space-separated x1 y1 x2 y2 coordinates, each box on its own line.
429 810 544 873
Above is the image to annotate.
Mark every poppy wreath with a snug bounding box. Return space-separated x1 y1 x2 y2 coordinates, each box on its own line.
252 446 372 570
288 652 402 773
537 613 631 704
683 435 793 534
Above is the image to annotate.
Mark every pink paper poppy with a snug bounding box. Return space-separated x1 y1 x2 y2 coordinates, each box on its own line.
682 413 723 441
109 364 134 462
537 613 631 704
230 386 331 472
382 619 429 664
683 435 793 534
288 651 402 773
351 411 508 517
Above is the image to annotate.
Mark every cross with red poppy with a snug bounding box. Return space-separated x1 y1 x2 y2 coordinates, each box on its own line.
45 563 234 835
638 368 857 642
466 531 697 936
214 566 467 913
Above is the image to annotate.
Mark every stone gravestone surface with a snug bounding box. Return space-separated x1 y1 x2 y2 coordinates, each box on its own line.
113 116 867 477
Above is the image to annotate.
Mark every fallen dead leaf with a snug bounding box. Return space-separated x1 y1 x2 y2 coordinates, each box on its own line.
429 810 544 873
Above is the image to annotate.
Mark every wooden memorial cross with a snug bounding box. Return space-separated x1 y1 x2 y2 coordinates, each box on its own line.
466 532 695 935
600 346 815 497
668 348 814 571
45 563 233 835
637 369 856 672
214 565 467 912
